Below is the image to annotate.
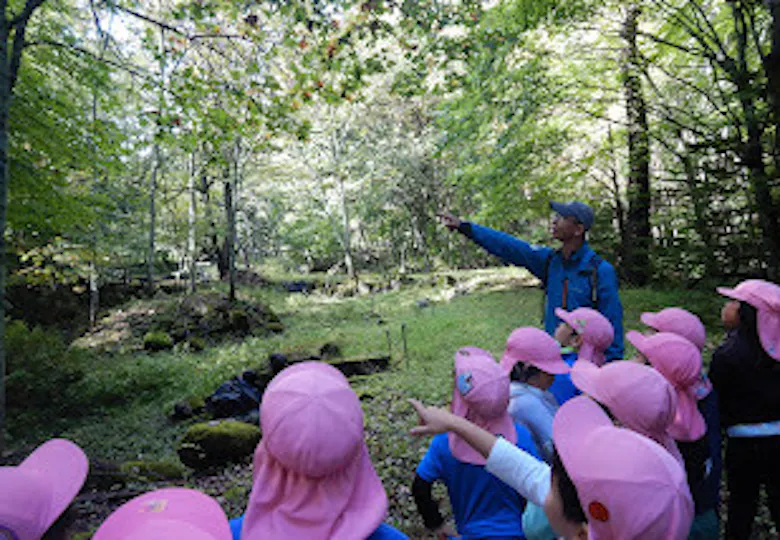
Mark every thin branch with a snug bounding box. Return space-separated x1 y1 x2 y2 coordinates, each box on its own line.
8 0 46 28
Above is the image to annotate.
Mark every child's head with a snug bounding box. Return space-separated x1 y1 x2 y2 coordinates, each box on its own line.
0 439 88 540
94 488 231 539
554 308 614 366
640 307 706 351
501 327 570 390
450 347 516 465
626 331 707 441
570 360 682 463
243 362 387 539
717 279 780 361
545 396 694 539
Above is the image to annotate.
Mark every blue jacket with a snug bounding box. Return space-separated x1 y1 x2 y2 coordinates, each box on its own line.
463 223 624 360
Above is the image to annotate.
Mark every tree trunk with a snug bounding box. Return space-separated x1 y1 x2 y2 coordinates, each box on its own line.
620 3 652 285
338 175 356 282
767 1 780 167
0 25 9 454
188 151 197 293
733 2 780 278
147 146 158 294
224 164 236 303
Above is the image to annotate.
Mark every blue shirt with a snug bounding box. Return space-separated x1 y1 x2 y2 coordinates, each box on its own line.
229 517 408 540
465 224 624 360
416 424 540 539
548 352 581 406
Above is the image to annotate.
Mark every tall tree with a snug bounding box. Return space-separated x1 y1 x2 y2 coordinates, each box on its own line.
620 3 652 284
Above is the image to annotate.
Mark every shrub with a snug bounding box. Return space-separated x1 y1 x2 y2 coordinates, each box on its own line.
5 319 88 411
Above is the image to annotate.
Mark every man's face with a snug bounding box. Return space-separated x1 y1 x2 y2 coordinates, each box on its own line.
552 214 584 242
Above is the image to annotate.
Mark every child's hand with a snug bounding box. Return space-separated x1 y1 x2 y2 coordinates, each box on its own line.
408 399 455 436
437 211 461 231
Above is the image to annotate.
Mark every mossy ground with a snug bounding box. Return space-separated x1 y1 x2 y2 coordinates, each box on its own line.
7 267 775 538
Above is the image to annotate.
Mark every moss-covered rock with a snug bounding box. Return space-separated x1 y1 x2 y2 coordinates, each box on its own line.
120 459 187 481
178 419 261 470
143 330 173 351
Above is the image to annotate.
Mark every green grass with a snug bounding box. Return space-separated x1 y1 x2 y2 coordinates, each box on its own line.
5 268 730 536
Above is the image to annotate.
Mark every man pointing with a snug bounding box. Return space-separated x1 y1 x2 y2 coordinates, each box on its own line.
440 201 624 361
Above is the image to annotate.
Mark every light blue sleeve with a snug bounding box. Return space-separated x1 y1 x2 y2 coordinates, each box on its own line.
509 394 555 462
596 261 624 360
467 223 552 280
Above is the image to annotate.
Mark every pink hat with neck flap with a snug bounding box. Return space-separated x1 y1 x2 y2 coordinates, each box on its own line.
449 347 516 465
717 279 780 361
626 331 707 441
242 362 388 540
570 360 683 464
553 396 694 539
555 307 614 366
0 439 89 540
641 307 707 351
500 327 571 375
93 488 232 540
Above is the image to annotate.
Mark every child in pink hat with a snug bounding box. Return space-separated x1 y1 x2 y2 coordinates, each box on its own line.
554 307 614 367
570 360 683 464
0 438 88 540
94 488 232 539
236 362 406 540
640 307 707 350
408 395 694 539
501 327 570 464
550 307 615 407
412 347 540 539
627 330 721 538
710 279 780 538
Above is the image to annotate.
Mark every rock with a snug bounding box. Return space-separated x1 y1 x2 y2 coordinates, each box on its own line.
119 459 187 481
177 420 261 470
143 331 173 351
319 342 342 359
415 298 431 309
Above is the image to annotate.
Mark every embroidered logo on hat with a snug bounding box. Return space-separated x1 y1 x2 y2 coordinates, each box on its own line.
575 318 588 331
588 501 610 522
457 372 473 396
140 499 168 513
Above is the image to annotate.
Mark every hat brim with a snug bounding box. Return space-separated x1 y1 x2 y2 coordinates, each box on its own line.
553 396 613 476
549 201 571 217
626 330 649 356
570 360 602 401
639 312 660 330
19 439 88 530
94 488 232 540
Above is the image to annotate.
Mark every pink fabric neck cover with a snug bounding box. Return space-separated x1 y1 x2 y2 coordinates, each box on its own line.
242 362 388 540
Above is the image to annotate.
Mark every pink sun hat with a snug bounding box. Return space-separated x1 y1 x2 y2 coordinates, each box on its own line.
0 438 89 540
717 279 780 361
554 307 614 366
640 307 707 351
93 488 231 540
570 360 683 464
242 361 387 540
449 347 517 465
500 327 570 375
626 331 707 441
553 396 694 539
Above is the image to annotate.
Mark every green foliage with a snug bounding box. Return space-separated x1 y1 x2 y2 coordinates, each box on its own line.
119 459 188 481
5 320 88 411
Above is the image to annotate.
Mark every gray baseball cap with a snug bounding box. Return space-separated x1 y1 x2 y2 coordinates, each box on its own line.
550 201 595 231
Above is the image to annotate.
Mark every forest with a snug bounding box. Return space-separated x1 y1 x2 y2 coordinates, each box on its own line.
0 0 779 537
